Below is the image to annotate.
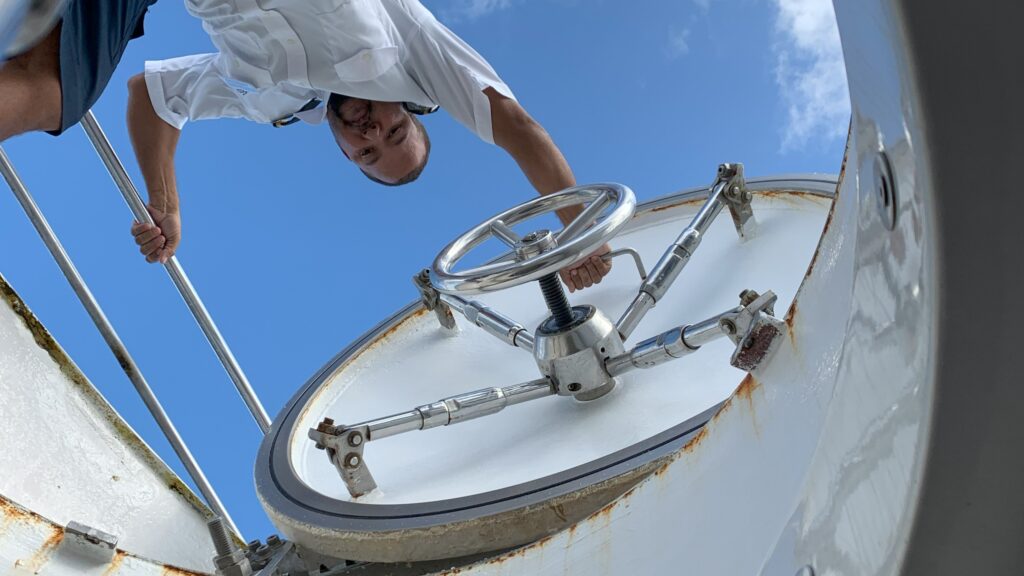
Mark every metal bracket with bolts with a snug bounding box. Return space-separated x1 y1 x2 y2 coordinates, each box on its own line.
414 269 456 331
720 163 757 241
310 421 377 498
723 289 785 372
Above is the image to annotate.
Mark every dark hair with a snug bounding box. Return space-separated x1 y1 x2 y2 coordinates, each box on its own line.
327 94 431 186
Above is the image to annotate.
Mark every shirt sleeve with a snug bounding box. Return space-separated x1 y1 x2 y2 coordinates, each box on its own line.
145 54 318 128
404 14 516 145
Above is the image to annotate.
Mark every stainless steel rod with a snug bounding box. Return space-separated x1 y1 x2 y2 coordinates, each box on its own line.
440 292 535 352
616 179 729 338
0 147 243 539
80 111 271 434
356 378 555 442
607 305 737 376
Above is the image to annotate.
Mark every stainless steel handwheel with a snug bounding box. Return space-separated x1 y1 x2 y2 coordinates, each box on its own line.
431 183 636 294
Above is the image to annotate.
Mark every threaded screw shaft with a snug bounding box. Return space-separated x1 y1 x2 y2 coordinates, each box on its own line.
207 517 233 557
538 273 574 328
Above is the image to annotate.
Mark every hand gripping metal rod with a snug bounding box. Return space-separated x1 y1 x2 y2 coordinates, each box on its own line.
80 111 271 434
0 147 243 539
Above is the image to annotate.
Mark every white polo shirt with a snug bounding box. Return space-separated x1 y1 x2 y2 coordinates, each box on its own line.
144 0 515 144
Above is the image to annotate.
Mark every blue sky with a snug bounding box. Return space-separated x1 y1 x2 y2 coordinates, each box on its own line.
0 0 848 540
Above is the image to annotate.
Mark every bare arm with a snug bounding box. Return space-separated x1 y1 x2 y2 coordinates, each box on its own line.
487 88 610 291
126 73 182 263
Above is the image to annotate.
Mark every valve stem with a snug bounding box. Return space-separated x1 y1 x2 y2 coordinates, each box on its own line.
538 273 574 328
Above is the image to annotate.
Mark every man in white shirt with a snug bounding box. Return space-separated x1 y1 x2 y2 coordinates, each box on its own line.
127 0 610 291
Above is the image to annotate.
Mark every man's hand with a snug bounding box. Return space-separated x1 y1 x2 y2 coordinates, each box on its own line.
131 205 180 263
126 74 183 264
560 243 612 292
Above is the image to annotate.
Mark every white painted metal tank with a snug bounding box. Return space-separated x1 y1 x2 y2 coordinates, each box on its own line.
255 176 836 563
0 276 218 575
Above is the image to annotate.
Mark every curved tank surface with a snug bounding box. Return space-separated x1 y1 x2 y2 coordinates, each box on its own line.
256 177 836 562
0 274 218 575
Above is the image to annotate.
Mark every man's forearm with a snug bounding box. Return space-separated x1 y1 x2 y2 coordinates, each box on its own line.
126 73 181 213
487 88 580 225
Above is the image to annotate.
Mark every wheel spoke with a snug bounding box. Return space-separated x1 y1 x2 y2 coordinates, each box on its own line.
490 219 521 247
555 191 611 244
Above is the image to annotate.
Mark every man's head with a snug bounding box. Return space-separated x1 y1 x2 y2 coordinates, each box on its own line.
327 94 430 186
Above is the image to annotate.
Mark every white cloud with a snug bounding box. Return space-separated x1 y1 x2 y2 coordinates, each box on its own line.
443 0 515 22
772 0 850 151
668 27 692 59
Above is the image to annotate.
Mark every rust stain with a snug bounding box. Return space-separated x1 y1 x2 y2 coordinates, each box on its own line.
757 189 825 202
784 301 799 351
304 306 431 415
731 323 782 373
0 496 48 530
15 526 63 573
735 373 760 401
377 307 429 343
101 551 127 576
735 374 762 437
801 138 846 282
650 196 706 213
160 565 206 576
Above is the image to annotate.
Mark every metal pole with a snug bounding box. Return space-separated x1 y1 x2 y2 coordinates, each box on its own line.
0 146 243 539
80 111 272 434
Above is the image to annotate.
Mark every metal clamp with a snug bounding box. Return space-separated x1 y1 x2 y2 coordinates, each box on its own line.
722 289 785 372
720 163 757 240
413 269 456 331
310 421 377 498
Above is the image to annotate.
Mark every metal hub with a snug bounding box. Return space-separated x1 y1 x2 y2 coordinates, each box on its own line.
533 305 625 401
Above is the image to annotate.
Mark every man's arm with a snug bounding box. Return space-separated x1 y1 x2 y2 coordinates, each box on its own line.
127 73 182 264
486 88 611 292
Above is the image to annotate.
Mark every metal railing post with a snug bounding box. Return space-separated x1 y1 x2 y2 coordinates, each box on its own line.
0 146 243 539
80 111 272 434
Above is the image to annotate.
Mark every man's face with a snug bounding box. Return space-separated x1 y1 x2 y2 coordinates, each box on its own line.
329 97 427 184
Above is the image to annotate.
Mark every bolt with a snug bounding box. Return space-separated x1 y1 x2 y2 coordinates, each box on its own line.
567 383 583 392
256 544 270 556
523 232 538 242
719 318 737 335
538 273 574 328
246 539 260 552
742 189 753 203
739 289 759 306
266 535 282 548
344 453 361 469
348 431 363 447
207 517 234 557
